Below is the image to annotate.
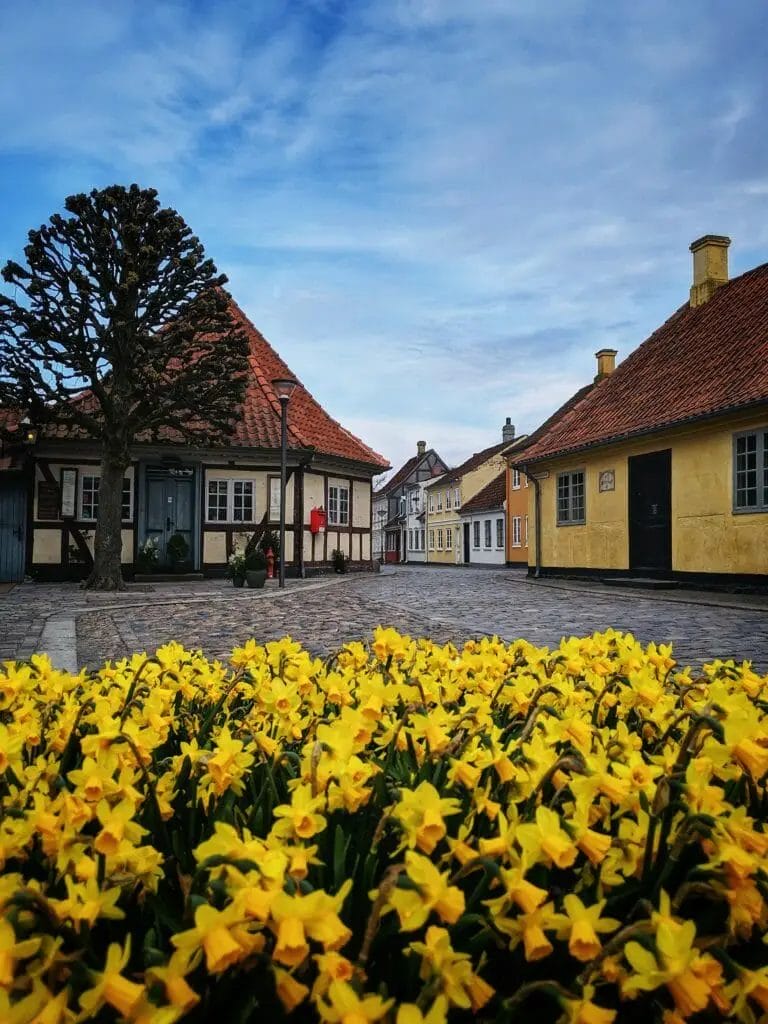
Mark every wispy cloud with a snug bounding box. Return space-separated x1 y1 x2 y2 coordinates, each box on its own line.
1 0 768 473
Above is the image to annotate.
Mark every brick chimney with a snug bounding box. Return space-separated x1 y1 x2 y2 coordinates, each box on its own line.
689 234 730 307
594 348 618 381
502 417 515 443
417 440 426 456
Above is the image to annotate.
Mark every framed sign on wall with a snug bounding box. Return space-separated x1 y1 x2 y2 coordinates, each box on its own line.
60 468 78 518
599 469 615 493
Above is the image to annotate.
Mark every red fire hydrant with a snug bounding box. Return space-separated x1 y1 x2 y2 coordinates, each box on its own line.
266 548 275 579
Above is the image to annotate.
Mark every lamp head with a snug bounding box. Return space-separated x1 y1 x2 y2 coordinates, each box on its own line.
272 377 298 402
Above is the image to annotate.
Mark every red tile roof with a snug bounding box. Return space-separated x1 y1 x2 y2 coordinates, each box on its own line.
22 299 389 470
227 301 388 468
520 261 768 463
460 471 506 514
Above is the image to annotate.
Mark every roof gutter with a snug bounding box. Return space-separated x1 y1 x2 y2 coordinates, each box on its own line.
521 464 542 579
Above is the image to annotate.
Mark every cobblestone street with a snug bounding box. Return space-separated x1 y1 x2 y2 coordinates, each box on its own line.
2 566 768 672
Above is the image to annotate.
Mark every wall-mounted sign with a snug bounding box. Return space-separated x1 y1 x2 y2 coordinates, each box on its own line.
168 466 194 477
599 469 615 493
268 476 281 521
60 468 77 518
38 481 60 520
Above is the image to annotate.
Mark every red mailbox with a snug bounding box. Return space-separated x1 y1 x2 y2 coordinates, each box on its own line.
310 506 327 534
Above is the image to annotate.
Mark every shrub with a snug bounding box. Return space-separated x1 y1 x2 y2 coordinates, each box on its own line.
1 630 767 1022
245 548 267 572
332 548 347 573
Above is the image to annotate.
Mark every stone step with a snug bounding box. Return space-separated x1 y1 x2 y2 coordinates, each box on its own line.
601 577 679 590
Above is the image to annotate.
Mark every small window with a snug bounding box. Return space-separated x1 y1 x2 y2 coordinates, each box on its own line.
473 521 480 548
496 518 504 548
429 529 435 550
437 528 443 549
79 475 132 522
207 480 229 522
428 494 435 513
420 528 425 550
512 468 520 489
557 470 586 525
734 430 768 511
437 492 443 511
454 487 460 508
512 516 521 547
484 519 492 548
328 484 350 526
446 527 453 549
446 490 452 510
233 480 254 523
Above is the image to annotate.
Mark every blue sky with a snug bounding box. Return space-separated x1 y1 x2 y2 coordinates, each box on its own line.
2 0 768 476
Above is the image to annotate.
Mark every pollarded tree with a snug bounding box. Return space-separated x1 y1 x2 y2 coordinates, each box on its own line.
0 184 249 590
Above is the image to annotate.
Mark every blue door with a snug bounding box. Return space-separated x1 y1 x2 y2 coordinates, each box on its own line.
0 477 27 582
144 469 195 566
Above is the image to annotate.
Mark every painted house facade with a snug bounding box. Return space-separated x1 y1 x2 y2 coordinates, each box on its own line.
505 462 530 565
425 419 520 564
458 471 507 565
372 442 448 564
0 300 389 582
515 235 768 585
404 477 437 563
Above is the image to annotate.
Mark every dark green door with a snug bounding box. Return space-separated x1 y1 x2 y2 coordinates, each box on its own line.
145 470 195 566
0 477 27 582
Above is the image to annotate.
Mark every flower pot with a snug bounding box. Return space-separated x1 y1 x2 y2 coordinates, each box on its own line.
246 569 267 589
232 575 245 588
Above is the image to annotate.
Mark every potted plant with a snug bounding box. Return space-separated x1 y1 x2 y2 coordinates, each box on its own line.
136 536 159 573
166 532 190 572
227 549 247 588
245 548 267 589
332 548 347 574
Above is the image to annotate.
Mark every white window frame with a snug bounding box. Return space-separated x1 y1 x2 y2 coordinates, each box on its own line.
446 490 452 510
207 479 230 523
734 429 768 512
80 474 133 522
232 480 255 524
328 483 350 526
557 470 586 526
454 487 460 509
496 518 504 549
428 493 435 513
512 468 521 489
512 516 522 547
420 528 426 551
484 519 492 549
437 528 443 550
446 526 453 549
437 491 443 511
429 529 435 551
473 521 480 549
524 514 529 546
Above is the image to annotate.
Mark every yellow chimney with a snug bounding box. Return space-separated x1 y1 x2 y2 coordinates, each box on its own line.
594 348 617 381
689 234 730 307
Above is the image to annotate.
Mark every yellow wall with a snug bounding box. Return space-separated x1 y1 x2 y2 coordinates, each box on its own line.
426 451 508 564
528 411 768 575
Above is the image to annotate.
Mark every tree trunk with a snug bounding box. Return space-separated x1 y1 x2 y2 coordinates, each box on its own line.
82 448 129 590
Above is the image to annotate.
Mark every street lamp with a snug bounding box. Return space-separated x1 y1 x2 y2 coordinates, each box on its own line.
272 377 298 588
20 416 38 445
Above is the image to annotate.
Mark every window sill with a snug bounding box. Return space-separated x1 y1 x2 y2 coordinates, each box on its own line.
733 506 768 515
556 520 586 527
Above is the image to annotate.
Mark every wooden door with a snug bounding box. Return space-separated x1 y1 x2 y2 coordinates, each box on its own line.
0 477 27 582
628 450 672 573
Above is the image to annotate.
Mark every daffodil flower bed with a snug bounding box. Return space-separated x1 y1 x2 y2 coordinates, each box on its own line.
1 629 767 1024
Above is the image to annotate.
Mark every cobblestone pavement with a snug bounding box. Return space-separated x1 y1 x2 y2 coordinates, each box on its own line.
2 567 767 671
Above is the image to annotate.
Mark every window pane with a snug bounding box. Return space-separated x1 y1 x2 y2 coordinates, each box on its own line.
735 433 758 508
121 477 131 520
233 480 254 522
82 475 100 520
473 522 480 547
208 480 228 521
572 472 585 521
557 474 570 523
497 518 504 547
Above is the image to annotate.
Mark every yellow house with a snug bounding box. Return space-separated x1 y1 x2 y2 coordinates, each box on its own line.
516 235 768 584
425 419 520 564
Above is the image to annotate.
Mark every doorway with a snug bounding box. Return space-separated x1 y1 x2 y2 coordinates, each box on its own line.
144 468 195 566
628 450 672 574
463 522 471 564
0 476 27 582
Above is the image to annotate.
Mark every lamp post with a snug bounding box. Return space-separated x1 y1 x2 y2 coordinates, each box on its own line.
271 377 298 588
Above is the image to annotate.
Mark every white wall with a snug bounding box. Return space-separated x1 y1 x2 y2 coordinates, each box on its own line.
460 510 506 565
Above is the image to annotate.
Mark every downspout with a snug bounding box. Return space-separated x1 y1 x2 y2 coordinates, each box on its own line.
522 464 542 579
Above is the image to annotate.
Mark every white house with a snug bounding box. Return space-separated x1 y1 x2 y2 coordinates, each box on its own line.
458 471 507 566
